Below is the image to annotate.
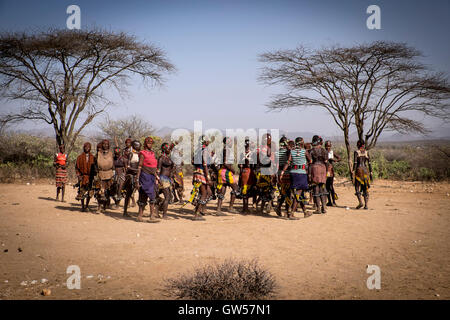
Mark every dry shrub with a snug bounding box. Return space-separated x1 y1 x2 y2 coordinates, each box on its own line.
164 259 277 300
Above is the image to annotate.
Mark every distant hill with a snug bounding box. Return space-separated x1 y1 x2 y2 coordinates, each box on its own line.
7 125 449 144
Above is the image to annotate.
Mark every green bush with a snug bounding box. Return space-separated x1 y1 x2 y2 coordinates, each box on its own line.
329 142 449 181
332 146 350 177
415 167 436 181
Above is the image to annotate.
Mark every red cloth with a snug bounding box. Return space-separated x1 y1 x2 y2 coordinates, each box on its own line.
55 167 67 187
55 153 67 166
140 150 158 168
239 167 255 186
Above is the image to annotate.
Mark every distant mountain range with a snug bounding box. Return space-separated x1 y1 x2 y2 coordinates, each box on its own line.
155 127 450 142
6 125 450 143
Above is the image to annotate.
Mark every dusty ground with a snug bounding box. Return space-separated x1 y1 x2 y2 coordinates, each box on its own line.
0 178 449 300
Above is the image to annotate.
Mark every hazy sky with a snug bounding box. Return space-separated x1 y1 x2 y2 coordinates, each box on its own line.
0 0 449 138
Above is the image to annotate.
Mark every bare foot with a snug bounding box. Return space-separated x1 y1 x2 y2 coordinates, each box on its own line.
304 211 313 218
228 207 238 214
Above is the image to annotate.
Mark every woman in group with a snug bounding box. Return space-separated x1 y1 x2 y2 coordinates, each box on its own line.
90 142 103 204
112 147 127 205
353 140 373 210
124 138 133 154
123 140 140 217
238 138 257 214
54 144 68 202
324 141 341 207
169 140 184 203
309 135 329 214
96 139 115 213
192 135 211 220
304 142 314 206
157 142 174 219
136 137 160 223
275 136 292 218
255 133 276 215
216 137 240 215
281 137 312 218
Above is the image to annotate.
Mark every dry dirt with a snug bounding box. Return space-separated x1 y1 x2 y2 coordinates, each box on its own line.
0 178 449 300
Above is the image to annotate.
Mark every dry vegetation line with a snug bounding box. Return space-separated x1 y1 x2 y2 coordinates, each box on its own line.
0 179 449 299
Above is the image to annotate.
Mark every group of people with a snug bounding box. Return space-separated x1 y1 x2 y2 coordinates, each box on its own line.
52 133 373 222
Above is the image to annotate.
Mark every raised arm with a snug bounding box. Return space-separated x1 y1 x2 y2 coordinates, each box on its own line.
334 151 341 162
202 149 209 184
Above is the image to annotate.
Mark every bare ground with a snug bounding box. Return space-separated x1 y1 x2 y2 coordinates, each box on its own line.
0 178 449 300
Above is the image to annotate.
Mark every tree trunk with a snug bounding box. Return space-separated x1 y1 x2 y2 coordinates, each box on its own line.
343 127 353 181
55 133 64 149
55 130 72 157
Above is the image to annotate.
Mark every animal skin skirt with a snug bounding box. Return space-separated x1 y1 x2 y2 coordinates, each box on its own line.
310 163 327 184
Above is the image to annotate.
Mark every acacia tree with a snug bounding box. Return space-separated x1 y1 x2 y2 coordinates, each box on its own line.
97 114 155 147
0 28 175 155
259 41 450 177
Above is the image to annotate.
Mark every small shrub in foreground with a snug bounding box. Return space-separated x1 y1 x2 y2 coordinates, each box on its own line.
164 259 277 300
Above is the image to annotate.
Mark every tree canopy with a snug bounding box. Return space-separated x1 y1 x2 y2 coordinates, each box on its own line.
259 41 450 175
0 28 175 155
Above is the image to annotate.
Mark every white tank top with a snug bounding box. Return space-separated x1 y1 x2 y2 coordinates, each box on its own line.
328 150 334 160
130 152 139 164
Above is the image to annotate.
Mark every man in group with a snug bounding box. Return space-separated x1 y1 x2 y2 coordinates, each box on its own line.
75 142 95 212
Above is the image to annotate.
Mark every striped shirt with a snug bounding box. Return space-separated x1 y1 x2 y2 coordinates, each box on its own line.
276 147 289 170
290 148 307 174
